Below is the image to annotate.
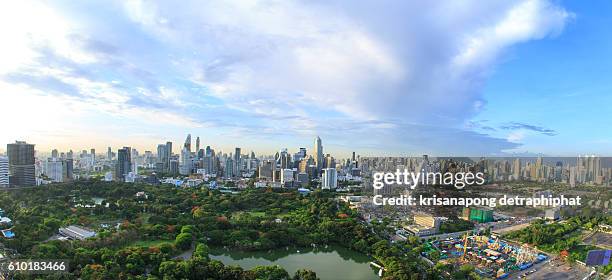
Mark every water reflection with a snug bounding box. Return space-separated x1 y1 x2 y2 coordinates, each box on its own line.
209 245 378 280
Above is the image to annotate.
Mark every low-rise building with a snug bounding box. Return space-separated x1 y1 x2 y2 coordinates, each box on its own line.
405 212 442 237
545 207 560 220
58 225 96 240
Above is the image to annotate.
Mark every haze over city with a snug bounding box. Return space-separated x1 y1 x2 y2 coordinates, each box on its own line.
1 0 611 156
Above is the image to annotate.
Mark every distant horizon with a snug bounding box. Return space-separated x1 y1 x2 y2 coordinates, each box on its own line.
2 136 611 159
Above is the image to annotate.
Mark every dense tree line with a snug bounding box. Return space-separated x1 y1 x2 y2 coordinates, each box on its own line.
0 181 441 279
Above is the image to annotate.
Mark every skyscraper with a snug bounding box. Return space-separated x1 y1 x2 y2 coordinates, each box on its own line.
90 148 96 164
157 144 167 171
512 158 521 180
107 147 112 160
184 134 191 152
234 147 241 175
165 141 173 173
51 149 59 159
116 147 132 182
314 136 323 171
180 146 193 175
7 141 36 187
225 158 234 178
0 156 8 187
321 168 337 189
46 158 63 182
195 136 200 153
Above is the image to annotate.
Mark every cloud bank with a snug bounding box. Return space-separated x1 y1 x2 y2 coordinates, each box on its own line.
0 0 571 154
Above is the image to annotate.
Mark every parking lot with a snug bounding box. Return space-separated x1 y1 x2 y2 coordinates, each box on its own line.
520 259 592 280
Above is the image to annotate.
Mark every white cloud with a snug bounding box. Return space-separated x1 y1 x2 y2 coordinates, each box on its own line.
122 0 571 125
0 0 573 154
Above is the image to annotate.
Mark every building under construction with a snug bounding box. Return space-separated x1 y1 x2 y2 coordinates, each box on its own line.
422 233 547 279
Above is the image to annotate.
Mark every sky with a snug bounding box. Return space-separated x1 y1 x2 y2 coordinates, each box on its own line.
1 0 611 157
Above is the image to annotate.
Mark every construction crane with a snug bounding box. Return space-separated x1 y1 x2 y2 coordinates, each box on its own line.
462 233 469 262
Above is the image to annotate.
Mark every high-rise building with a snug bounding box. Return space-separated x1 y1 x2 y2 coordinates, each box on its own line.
107 147 112 160
314 136 323 171
180 146 193 175
45 158 65 182
7 141 36 187
169 156 179 175
321 168 337 189
512 158 521 180
115 147 132 182
0 156 8 187
258 160 274 180
324 154 335 169
234 147 241 175
293 148 306 163
90 148 96 163
64 158 73 181
195 136 200 153
281 168 294 184
184 134 191 152
165 141 173 172
51 149 59 159
277 149 291 169
157 144 167 171
225 158 234 178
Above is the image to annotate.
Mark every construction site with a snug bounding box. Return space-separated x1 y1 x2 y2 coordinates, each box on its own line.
422 233 548 279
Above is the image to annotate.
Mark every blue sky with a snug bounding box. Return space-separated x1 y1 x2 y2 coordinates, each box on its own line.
0 0 610 157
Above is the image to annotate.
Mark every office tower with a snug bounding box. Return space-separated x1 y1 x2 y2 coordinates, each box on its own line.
195 137 200 153
180 146 193 175
0 156 8 187
157 144 167 171
594 156 602 182
197 149 205 159
281 168 294 184
90 148 96 163
277 149 291 169
165 141 173 172
51 149 59 159
535 157 543 180
169 156 179 175
225 158 234 178
258 160 274 180
321 168 337 189
184 134 191 152
115 147 132 182
314 136 323 171
45 157 72 183
298 157 314 175
64 158 73 181
46 158 64 182
7 141 36 187
67 150 74 159
107 147 112 160
512 158 521 180
234 147 241 175
202 155 213 175
324 154 335 169
293 148 306 163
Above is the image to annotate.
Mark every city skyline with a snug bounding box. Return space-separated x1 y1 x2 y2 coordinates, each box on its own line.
2 1 612 156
